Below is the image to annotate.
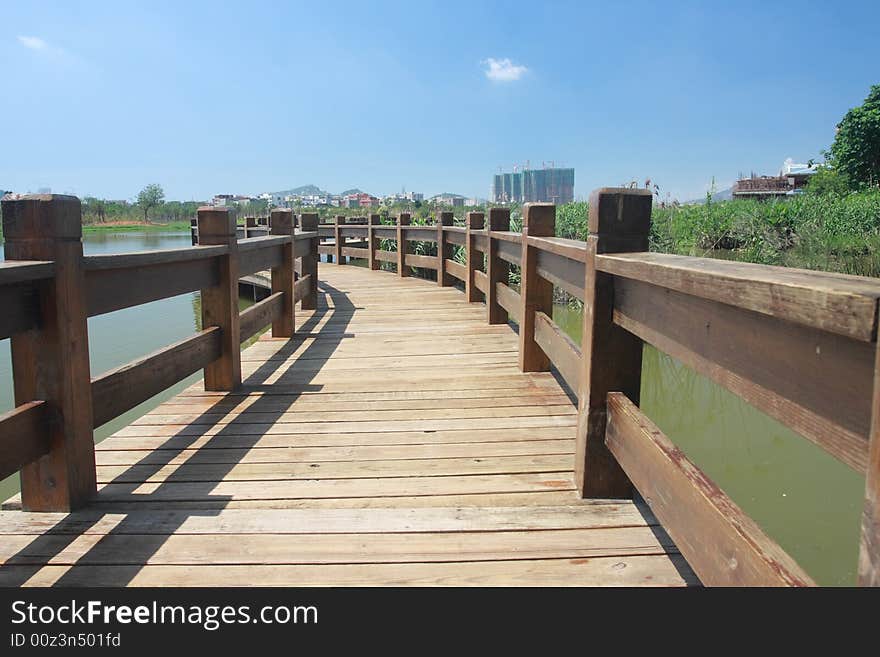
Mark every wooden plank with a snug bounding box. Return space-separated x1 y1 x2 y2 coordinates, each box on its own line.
403 226 439 241
404 254 439 269
598 251 880 342
239 292 284 343
0 260 54 285
496 238 522 266
0 281 41 340
86 257 219 317
605 392 815 586
471 233 488 253
534 311 582 392
473 269 488 293
374 249 397 263
240 242 283 276
0 504 651 535
614 276 873 473
95 454 572 483
82 245 227 271
528 236 587 262
341 247 369 258
293 274 312 303
372 226 397 239
445 259 466 281
0 555 696 587
135 404 576 426
495 283 521 323
91 328 222 428
0 401 50 481
0 527 677 567
93 440 575 465
445 229 466 246
93 472 577 502
536 248 585 300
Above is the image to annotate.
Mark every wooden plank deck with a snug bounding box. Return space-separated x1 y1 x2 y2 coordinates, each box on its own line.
0 263 697 586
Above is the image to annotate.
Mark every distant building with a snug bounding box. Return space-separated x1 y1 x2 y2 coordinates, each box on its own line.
434 195 465 207
492 166 574 204
212 194 235 206
732 160 818 200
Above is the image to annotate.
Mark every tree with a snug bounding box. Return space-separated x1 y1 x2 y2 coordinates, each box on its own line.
137 184 165 223
805 165 850 195
829 85 880 188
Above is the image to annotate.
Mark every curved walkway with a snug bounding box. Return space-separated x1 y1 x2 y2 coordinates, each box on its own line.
0 263 696 586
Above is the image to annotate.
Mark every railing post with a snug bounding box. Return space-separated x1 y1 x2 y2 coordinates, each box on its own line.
299 212 319 311
197 206 241 391
245 216 257 239
518 203 555 371
465 211 485 303
1 194 96 511
487 207 510 323
368 214 381 271
270 208 295 338
859 344 880 585
436 211 454 286
397 212 411 277
575 187 652 498
334 215 345 265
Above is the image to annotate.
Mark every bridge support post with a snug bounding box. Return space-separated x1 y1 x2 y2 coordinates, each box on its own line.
368 214 381 271
197 206 242 391
465 211 485 303
518 204 555 371
397 213 411 277
436 211 454 286
1 194 96 511
270 208 295 338
859 344 880 585
245 216 257 239
575 188 652 498
299 213 319 311
334 215 345 265
486 207 510 322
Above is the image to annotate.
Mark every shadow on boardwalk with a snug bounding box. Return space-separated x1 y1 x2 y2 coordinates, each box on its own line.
0 281 354 586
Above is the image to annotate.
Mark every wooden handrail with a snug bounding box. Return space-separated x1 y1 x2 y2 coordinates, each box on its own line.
0 196 319 511
3 190 880 585
314 193 880 585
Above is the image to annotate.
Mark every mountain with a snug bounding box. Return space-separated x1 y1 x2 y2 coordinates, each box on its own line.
683 187 733 204
272 184 331 197
338 188 366 196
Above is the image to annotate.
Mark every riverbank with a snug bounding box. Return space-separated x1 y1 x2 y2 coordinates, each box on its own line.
82 221 191 233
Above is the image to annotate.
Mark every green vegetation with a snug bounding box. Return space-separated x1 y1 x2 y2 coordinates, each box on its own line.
828 84 880 189
136 183 165 223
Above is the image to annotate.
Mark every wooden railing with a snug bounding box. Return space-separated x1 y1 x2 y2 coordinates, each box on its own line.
317 188 880 586
0 195 318 512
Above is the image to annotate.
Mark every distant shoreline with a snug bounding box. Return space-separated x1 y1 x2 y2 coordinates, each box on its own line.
81 221 191 233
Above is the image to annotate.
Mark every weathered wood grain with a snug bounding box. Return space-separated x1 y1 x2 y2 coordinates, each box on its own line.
0 401 49 481
605 392 815 586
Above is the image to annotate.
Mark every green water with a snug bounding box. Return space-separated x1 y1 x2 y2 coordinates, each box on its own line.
552 303 864 586
0 232 256 506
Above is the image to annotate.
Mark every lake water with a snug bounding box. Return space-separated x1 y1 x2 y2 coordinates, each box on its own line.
0 242 863 585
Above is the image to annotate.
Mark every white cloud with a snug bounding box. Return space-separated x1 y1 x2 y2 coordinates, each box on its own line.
17 35 47 50
483 57 528 82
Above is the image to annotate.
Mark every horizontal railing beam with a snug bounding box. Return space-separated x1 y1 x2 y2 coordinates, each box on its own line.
0 401 50 481
91 327 222 428
605 392 815 586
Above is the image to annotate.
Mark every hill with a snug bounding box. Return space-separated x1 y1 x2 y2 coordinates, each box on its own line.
339 188 366 196
272 184 331 197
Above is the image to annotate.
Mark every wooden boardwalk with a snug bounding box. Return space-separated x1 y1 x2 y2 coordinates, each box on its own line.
0 263 696 586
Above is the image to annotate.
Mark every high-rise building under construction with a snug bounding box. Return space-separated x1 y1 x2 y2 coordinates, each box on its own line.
492 167 574 204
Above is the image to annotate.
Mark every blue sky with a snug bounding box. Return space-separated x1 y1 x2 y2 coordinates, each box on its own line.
2 1 878 202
